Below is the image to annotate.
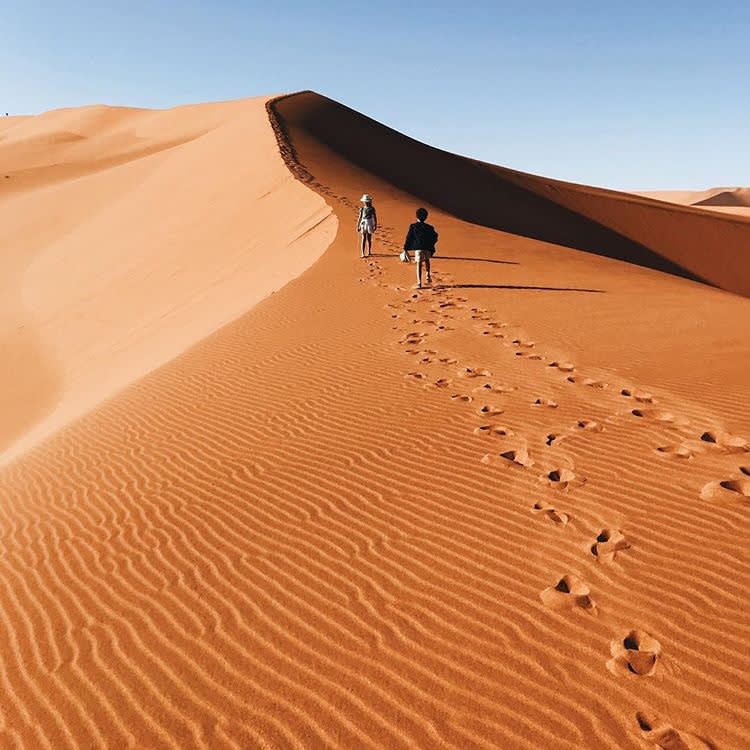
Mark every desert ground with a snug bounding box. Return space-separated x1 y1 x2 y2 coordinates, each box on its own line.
0 92 748 749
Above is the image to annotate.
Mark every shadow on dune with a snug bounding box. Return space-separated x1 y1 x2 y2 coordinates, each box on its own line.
436 284 605 293
270 92 750 297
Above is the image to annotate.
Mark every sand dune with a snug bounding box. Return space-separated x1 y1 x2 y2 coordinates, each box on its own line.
0 97 335 461
693 188 750 208
637 187 750 218
0 92 748 749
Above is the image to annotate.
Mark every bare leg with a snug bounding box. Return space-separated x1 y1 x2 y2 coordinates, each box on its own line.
416 252 423 287
365 233 372 256
360 232 366 257
425 253 432 283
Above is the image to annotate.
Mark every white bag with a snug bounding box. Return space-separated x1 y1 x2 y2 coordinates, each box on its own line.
399 250 410 263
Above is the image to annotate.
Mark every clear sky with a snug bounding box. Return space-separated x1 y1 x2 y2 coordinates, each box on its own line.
2 1 749 190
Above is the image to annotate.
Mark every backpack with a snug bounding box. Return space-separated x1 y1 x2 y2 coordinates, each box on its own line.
412 222 438 254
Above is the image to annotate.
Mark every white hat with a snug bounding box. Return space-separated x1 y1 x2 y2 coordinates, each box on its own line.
360 194 372 202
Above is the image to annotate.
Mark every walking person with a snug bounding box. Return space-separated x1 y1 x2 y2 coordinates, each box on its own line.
402 207 439 288
357 194 378 257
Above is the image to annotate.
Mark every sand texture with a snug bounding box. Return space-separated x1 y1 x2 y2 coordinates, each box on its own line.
0 91 748 749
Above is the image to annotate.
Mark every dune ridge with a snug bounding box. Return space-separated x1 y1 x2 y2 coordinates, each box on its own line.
0 91 748 748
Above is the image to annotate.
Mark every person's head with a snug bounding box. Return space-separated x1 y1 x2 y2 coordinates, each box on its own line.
361 193 372 205
416 207 428 222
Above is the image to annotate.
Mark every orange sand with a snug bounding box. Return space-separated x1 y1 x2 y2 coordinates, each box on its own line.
0 92 748 749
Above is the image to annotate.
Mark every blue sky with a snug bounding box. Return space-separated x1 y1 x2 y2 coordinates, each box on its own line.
2 1 748 189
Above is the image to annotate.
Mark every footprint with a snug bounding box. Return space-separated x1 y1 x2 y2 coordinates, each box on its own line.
533 398 559 409
548 361 575 372
483 448 534 468
544 468 583 489
511 339 535 348
516 352 544 360
474 425 514 437
438 356 458 365
589 529 630 563
701 473 750 501
480 383 517 394
576 420 603 432
607 631 661 677
540 575 596 613
631 408 685 425
451 393 473 403
698 431 749 454
405 372 428 381
531 501 570 526
545 433 559 446
567 376 608 389
425 378 452 389
400 333 426 345
621 389 655 403
656 443 695 459
635 712 715 750
458 367 492 379
478 405 504 417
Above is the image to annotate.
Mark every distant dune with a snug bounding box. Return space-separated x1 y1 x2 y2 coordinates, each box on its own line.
637 186 750 217
1 92 748 749
694 188 750 207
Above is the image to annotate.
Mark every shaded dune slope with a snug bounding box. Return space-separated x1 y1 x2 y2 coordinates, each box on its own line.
0 91 748 750
274 91 750 296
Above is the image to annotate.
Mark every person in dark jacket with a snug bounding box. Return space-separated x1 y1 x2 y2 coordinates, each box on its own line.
403 207 438 288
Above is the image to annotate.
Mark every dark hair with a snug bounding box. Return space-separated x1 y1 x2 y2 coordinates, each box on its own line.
416 207 428 221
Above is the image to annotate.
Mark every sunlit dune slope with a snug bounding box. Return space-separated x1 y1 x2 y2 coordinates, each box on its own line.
0 97 335 461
